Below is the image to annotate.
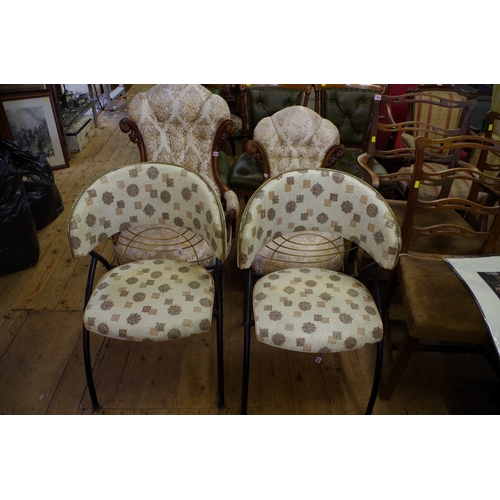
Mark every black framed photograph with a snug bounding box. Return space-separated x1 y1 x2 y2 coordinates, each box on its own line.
0 84 46 94
0 90 69 169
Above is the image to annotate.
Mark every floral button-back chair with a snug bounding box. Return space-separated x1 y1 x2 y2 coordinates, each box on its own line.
237 168 402 414
67 163 227 411
234 106 347 275
119 84 238 265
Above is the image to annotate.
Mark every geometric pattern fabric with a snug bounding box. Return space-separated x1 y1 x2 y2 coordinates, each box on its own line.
253 267 383 353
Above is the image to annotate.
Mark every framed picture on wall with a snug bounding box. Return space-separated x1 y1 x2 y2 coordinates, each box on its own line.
0 90 69 169
0 84 46 94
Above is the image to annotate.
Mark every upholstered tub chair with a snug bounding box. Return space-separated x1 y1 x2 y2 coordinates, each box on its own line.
228 85 313 197
237 168 402 414
229 105 345 196
67 163 228 411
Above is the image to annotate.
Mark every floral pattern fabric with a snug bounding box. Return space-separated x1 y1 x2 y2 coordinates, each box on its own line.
250 106 345 272
126 84 239 217
253 106 341 176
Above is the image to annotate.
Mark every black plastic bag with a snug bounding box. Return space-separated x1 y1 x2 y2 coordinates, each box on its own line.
0 151 40 274
0 140 64 230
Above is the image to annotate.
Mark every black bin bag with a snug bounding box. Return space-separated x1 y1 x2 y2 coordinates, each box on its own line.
0 151 40 274
0 140 64 230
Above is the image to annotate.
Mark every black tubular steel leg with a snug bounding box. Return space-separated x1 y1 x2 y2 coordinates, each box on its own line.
241 268 254 415
364 265 383 415
365 339 384 415
215 258 225 410
83 328 101 411
83 255 101 411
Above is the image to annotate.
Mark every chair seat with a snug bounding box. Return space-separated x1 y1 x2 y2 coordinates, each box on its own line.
253 267 383 353
252 231 345 274
398 254 490 343
84 259 215 342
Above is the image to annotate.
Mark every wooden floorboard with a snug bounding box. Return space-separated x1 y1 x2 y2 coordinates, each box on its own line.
1 84 499 415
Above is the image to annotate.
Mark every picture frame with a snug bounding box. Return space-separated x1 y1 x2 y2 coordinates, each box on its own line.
0 90 69 169
0 84 46 94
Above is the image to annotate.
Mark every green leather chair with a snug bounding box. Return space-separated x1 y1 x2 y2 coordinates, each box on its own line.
314 84 393 196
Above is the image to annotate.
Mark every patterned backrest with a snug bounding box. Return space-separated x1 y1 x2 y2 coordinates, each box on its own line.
67 163 227 260
237 169 401 270
126 84 231 195
253 106 340 176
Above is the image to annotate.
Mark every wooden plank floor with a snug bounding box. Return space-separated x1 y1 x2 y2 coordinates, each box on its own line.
1 84 499 415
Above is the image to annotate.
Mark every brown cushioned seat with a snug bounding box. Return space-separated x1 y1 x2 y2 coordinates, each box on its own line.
397 254 490 344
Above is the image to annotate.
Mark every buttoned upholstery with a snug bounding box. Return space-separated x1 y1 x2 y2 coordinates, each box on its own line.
67 162 227 410
314 85 392 195
228 85 313 197
250 106 340 174
246 87 304 138
120 84 239 219
238 168 402 414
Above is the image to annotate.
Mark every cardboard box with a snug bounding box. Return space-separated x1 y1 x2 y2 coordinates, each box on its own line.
65 116 95 153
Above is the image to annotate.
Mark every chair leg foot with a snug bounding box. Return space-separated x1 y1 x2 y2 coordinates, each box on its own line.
380 334 418 400
365 340 384 415
83 328 100 411
241 269 253 415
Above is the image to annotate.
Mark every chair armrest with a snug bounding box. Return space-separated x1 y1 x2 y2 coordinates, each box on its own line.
224 190 240 221
247 140 271 181
321 144 346 169
212 119 236 194
119 118 147 162
358 153 380 189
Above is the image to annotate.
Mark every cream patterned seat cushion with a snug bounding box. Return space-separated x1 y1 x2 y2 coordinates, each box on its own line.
253 267 383 353
84 259 215 342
